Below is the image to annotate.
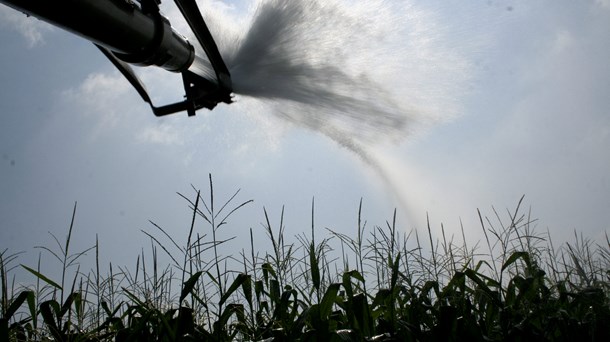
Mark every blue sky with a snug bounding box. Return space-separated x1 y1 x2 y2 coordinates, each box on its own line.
1 0 609 274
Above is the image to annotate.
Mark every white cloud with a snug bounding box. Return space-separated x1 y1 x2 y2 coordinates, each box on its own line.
551 29 574 53
136 124 184 146
596 0 610 9
0 6 54 47
60 72 137 139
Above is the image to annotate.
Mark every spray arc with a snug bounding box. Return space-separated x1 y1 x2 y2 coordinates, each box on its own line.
0 0 233 116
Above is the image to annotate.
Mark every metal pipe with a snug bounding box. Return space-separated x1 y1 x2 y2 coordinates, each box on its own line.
0 0 195 72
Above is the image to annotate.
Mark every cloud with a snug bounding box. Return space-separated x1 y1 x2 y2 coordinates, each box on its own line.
136 123 184 146
59 72 138 139
551 30 574 53
447 3 610 240
352 1 610 244
596 0 610 9
0 6 54 47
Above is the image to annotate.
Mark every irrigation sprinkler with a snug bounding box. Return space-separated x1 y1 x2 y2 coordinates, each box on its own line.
0 0 233 116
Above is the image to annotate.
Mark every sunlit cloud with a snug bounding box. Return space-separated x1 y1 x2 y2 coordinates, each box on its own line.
60 72 136 139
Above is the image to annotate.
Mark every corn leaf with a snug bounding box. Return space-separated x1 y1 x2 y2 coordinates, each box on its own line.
21 265 61 290
180 271 203 303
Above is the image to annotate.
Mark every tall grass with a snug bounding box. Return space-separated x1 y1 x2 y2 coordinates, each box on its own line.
1 178 609 341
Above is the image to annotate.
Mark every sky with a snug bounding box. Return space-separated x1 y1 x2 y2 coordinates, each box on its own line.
1 0 609 277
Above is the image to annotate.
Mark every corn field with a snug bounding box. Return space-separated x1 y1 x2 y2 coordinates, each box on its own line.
2 176 609 341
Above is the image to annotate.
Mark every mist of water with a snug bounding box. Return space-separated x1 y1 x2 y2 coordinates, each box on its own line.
196 0 471 219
